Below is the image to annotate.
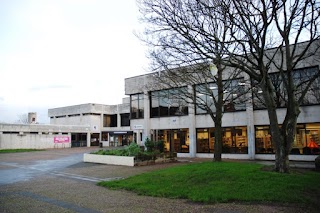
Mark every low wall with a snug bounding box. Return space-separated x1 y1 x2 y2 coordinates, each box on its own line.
0 133 71 149
255 154 318 161
83 153 135 166
178 153 317 162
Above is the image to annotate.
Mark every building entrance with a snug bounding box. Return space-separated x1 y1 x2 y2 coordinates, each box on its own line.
71 133 87 147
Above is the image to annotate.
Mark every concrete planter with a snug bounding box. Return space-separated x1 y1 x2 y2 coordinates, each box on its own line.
83 153 135 166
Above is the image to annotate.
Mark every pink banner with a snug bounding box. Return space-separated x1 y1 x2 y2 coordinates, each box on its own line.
54 136 70 143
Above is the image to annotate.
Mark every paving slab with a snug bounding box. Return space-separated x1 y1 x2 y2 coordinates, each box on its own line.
0 148 317 212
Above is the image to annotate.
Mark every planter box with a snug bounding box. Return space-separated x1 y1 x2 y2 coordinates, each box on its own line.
83 153 135 166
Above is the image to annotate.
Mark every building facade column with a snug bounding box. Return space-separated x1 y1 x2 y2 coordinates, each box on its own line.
142 91 150 145
87 132 91 147
117 105 121 128
243 76 255 160
247 103 255 160
188 85 197 158
100 113 104 142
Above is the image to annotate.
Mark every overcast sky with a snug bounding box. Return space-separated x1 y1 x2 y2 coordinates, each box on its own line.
0 0 149 124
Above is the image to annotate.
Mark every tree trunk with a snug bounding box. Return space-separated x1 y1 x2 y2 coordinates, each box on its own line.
276 90 301 173
214 114 223 161
263 75 301 173
261 77 288 173
213 64 224 162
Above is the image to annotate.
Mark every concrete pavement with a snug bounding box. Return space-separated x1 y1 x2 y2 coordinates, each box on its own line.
0 148 317 212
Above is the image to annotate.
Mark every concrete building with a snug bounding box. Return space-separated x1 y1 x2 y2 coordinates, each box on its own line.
0 123 89 149
1 41 319 163
48 98 133 147
124 42 320 162
0 99 132 150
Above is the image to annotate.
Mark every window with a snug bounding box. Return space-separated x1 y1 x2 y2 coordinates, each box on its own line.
253 66 320 109
195 83 217 114
150 87 188 118
101 132 108 141
255 123 320 155
151 91 160 117
130 94 144 119
255 126 274 154
120 113 130 126
83 113 100 116
195 79 246 114
68 114 80 117
103 114 117 127
196 127 248 154
196 128 211 153
153 129 189 153
223 79 246 112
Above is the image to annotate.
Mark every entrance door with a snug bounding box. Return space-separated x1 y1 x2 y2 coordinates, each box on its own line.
169 129 187 153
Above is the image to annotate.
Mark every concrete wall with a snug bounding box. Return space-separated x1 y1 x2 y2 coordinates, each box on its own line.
49 103 130 131
0 123 89 133
0 123 89 150
253 105 320 125
0 133 71 149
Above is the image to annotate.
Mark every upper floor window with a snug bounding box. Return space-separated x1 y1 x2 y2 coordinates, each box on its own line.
103 114 117 127
253 66 320 109
120 113 130 126
130 94 144 119
150 87 189 118
195 78 246 114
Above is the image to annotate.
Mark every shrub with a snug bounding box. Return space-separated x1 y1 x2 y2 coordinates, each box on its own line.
91 141 164 161
145 139 165 153
125 142 141 156
144 138 155 152
156 140 164 153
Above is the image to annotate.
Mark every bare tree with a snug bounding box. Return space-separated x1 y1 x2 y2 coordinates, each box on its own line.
219 0 320 172
137 0 248 161
137 0 320 172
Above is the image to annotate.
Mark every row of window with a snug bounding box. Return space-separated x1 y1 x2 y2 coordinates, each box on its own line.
2 132 69 135
151 88 189 117
195 123 320 155
52 113 131 128
253 66 320 109
102 113 130 127
149 123 320 155
130 66 320 119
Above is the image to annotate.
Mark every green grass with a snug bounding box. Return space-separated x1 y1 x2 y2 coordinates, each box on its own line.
98 162 320 206
0 149 45 153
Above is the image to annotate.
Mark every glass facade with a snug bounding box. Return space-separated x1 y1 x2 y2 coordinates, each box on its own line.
255 123 320 155
195 79 246 114
130 94 144 119
255 126 274 153
196 127 248 154
150 88 188 118
154 129 189 153
103 114 117 127
253 66 320 109
120 113 130 126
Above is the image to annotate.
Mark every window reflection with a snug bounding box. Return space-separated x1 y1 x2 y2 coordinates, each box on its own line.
150 87 188 118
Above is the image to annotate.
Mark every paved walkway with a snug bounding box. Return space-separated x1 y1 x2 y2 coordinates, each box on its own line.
0 148 317 212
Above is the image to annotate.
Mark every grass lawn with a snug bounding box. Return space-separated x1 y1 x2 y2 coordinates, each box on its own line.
98 161 320 206
0 149 45 153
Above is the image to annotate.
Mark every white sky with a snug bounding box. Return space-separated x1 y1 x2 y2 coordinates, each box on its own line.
0 0 149 124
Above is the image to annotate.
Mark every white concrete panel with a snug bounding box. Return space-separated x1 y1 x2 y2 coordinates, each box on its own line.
83 153 135 166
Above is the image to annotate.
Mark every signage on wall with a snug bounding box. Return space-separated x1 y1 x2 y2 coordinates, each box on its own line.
132 125 143 130
54 136 70 143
